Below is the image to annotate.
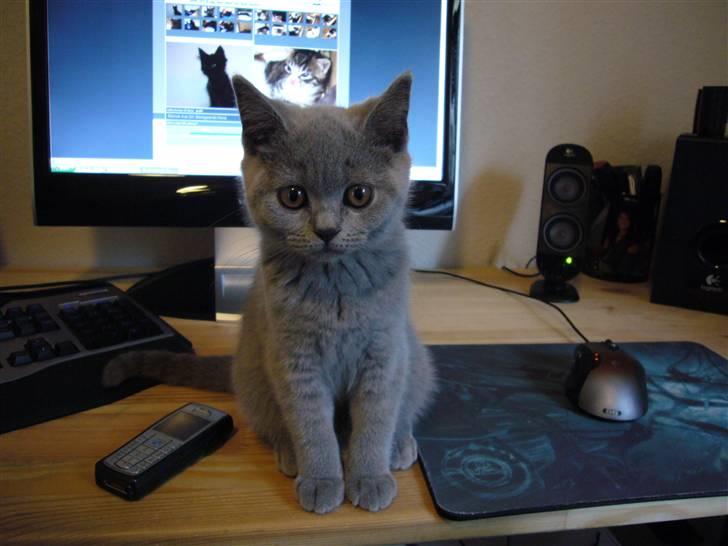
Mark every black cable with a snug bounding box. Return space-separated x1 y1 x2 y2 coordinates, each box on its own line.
501 265 540 278
502 255 540 278
414 268 590 344
0 271 158 292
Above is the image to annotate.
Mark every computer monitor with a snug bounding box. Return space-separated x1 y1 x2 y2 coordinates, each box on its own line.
31 0 463 230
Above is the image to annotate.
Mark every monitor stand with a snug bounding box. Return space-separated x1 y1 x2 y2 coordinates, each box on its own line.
212 228 259 321
127 228 259 322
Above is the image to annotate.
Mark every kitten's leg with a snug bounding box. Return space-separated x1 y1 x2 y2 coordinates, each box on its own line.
345 349 403 512
390 339 434 471
232 344 298 478
390 421 418 471
271 357 344 514
246 411 297 477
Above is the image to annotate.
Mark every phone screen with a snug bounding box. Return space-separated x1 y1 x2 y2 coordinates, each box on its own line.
154 411 208 441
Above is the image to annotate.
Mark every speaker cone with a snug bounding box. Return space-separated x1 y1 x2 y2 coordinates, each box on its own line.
547 168 586 204
543 214 583 252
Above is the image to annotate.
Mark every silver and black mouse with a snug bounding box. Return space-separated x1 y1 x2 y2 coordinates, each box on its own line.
565 340 648 421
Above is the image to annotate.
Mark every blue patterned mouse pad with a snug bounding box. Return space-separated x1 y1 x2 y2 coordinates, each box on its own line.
414 342 728 520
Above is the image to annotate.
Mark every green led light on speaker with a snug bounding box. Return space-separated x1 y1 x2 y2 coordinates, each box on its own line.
565 256 574 265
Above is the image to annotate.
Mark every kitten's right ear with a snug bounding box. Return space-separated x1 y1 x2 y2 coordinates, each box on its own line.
360 72 412 154
232 75 287 156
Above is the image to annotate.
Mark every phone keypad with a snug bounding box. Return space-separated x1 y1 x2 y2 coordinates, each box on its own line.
105 431 183 475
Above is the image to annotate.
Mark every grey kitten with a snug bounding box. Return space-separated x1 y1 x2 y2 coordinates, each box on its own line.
103 73 436 514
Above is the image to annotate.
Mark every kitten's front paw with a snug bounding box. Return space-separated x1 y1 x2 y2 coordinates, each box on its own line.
295 476 344 514
391 434 418 470
346 473 397 512
102 352 142 388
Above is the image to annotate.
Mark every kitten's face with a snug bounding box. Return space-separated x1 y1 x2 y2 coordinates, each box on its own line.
233 74 412 261
246 114 409 258
271 53 331 106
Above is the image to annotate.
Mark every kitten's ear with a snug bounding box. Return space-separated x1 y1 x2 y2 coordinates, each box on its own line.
198 47 206 57
313 57 331 78
232 75 287 156
215 45 224 55
362 72 412 154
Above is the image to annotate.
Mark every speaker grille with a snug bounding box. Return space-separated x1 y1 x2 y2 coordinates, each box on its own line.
547 168 587 204
543 214 583 253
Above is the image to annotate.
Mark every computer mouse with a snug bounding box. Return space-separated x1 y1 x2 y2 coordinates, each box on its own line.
565 340 648 421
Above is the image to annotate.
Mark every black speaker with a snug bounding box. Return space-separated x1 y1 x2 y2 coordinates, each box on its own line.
531 144 593 302
650 135 728 315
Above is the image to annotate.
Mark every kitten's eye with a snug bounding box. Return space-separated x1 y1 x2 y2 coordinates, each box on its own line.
285 64 292 73
344 185 373 208
278 186 307 209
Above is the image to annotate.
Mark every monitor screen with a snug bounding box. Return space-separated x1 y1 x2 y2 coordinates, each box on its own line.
32 0 461 228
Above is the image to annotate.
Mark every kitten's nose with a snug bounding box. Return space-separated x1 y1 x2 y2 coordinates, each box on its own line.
315 228 340 243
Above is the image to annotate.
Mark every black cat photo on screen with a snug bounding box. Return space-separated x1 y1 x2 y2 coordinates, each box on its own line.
198 45 236 108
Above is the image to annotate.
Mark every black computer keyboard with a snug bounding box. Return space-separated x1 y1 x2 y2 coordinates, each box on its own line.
0 283 193 434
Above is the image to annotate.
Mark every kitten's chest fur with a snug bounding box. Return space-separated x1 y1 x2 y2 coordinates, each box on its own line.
257 249 409 389
266 250 405 324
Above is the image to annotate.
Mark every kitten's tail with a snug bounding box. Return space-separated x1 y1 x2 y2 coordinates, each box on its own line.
102 350 233 393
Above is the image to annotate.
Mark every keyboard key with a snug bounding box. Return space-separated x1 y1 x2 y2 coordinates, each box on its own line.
26 304 46 315
25 338 55 362
0 328 14 341
55 340 79 356
8 351 33 367
4 307 24 319
13 318 37 337
56 297 163 351
36 318 60 332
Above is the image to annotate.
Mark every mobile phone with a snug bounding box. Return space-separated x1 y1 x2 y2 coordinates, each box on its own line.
95 402 234 500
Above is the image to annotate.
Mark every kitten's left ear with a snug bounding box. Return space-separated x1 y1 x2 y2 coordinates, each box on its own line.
232 75 287 156
313 57 331 78
363 72 412 154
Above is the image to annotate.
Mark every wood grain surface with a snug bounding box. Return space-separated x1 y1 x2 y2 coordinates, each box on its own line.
1 268 726 545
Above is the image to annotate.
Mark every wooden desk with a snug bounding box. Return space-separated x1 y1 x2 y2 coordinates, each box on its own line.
1 268 726 545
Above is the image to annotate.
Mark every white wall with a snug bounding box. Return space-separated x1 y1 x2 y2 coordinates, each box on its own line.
409 0 728 269
1 0 726 270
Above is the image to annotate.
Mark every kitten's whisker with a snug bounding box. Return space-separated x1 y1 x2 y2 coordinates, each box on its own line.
207 207 244 227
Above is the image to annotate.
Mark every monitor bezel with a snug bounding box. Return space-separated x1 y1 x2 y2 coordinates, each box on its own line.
30 0 461 229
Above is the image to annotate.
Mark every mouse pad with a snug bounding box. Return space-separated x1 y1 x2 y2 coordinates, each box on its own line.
414 342 728 520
